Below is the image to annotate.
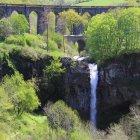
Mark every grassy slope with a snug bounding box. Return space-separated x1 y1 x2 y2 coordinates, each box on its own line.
75 0 126 6
0 0 127 5
0 0 84 5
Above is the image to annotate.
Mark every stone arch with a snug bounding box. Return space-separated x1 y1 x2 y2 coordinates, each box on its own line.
29 11 38 34
10 10 19 16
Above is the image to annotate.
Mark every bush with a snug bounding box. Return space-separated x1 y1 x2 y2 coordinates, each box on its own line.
43 58 65 81
48 38 58 51
50 33 63 48
5 35 26 46
24 33 46 49
47 100 80 132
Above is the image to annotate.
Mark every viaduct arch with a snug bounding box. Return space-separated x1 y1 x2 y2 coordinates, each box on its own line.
0 4 132 34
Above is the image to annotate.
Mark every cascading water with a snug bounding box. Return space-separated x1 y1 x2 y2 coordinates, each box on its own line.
88 64 98 127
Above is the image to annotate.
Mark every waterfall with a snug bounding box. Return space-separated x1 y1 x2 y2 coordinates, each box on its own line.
88 64 98 127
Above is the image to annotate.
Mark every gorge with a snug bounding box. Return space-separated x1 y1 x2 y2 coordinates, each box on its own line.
0 4 139 139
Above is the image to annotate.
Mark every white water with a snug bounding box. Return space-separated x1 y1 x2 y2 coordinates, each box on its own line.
88 64 98 127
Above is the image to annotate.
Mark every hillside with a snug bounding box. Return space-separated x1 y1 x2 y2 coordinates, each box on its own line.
0 0 91 5
75 0 137 6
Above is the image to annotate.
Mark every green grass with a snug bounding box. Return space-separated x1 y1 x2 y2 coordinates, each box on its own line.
0 41 4 47
75 0 126 6
2 113 50 140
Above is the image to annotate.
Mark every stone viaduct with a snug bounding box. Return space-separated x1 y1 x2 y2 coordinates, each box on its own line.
0 4 131 34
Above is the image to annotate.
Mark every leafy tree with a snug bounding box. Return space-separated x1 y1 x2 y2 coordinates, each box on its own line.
9 14 29 35
117 8 140 49
1 72 40 116
0 18 13 40
85 8 140 64
59 9 89 34
86 13 117 64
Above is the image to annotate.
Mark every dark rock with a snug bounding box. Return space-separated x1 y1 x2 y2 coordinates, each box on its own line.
97 53 140 129
61 58 90 120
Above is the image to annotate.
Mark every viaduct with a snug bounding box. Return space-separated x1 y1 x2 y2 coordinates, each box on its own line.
0 4 132 34
0 4 135 52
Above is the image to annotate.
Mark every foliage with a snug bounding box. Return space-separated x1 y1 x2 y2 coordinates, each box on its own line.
43 58 65 80
1 72 40 116
49 32 63 48
85 8 140 64
59 9 90 34
47 100 80 132
0 18 13 40
24 33 46 48
106 124 129 140
9 14 29 35
0 0 91 5
76 0 139 6
5 35 26 46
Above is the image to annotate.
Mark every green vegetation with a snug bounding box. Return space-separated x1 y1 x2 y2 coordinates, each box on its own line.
0 0 91 5
59 9 90 34
0 0 139 5
85 8 140 64
0 12 79 59
0 2 139 140
47 100 80 131
76 0 139 6
1 72 40 116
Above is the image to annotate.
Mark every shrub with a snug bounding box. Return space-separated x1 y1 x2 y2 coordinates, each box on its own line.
106 124 129 140
24 33 46 48
50 33 63 48
48 38 58 51
18 47 39 60
5 35 26 46
47 100 80 132
43 58 65 81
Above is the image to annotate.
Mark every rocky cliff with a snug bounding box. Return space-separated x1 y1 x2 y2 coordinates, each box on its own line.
97 53 140 129
61 58 90 120
1 52 91 120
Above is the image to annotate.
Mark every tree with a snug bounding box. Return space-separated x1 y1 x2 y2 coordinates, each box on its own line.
85 8 140 64
59 9 89 34
0 18 13 40
9 14 29 35
1 72 40 116
85 13 117 64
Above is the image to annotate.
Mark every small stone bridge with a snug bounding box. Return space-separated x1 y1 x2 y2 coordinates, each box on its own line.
64 35 85 52
0 4 132 34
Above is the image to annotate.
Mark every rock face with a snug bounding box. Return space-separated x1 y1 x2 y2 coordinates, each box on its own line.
2 53 91 120
97 54 140 129
61 58 90 120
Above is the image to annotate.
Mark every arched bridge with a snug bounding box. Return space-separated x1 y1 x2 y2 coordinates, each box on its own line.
0 4 132 34
64 35 85 53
